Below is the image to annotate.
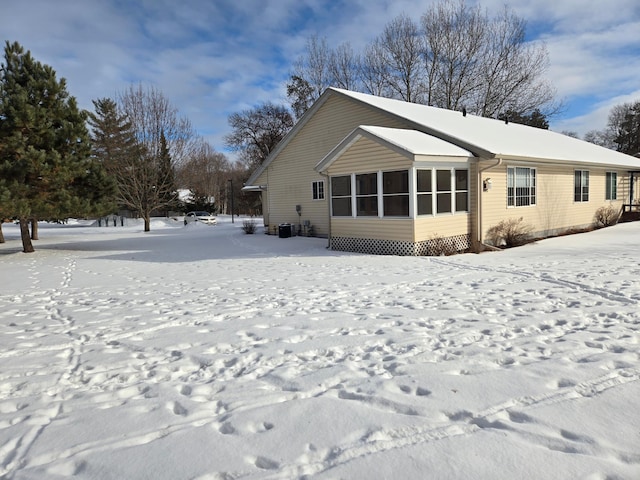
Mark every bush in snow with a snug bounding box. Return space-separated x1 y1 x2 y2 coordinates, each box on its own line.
242 219 257 234
593 205 620 228
486 217 533 248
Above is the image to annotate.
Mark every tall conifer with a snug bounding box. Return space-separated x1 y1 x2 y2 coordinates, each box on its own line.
0 41 114 252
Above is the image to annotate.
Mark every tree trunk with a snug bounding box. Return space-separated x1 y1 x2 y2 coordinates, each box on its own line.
20 218 35 253
144 215 151 232
31 218 39 240
0 222 4 243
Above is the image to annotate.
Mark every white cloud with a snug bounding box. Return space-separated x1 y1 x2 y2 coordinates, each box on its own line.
1 0 639 149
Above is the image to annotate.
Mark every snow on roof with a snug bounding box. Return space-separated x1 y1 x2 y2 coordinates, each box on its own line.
316 125 472 172
332 88 640 169
359 126 473 157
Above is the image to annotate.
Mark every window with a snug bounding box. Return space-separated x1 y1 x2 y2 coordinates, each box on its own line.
331 176 351 216
417 170 433 215
606 172 617 200
382 170 409 217
356 173 378 216
436 170 452 213
455 169 468 212
418 168 468 215
312 180 325 200
574 170 589 202
507 167 536 207
331 168 468 218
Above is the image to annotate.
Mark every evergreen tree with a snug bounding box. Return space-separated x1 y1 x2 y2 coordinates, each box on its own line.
157 131 178 213
88 97 137 175
0 41 114 252
498 109 549 129
615 101 640 156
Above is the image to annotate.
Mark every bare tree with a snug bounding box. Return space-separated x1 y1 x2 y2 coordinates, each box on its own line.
375 14 425 103
225 102 294 170
177 139 230 212
472 7 556 117
421 0 485 111
584 129 615 148
288 0 557 121
421 0 557 117
292 35 332 103
116 84 196 231
328 42 361 92
360 41 389 97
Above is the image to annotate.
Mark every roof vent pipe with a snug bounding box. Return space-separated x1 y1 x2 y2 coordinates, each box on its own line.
462 107 467 117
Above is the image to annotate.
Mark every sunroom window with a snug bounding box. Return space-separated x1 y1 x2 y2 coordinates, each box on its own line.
331 176 352 216
356 173 378 216
417 170 433 215
382 170 409 217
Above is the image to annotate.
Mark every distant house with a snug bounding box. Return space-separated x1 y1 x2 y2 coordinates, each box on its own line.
244 88 640 255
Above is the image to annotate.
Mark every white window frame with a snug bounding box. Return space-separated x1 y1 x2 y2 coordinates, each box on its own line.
507 166 537 207
312 180 325 200
574 170 590 203
381 169 410 217
605 172 617 200
416 167 469 215
330 175 352 216
330 167 468 218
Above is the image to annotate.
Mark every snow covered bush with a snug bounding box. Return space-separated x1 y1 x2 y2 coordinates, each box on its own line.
486 217 533 248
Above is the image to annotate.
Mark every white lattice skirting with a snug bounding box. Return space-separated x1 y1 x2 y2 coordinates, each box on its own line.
330 234 470 256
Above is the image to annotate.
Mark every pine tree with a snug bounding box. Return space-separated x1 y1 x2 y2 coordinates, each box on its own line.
0 41 115 252
87 97 137 215
88 98 137 174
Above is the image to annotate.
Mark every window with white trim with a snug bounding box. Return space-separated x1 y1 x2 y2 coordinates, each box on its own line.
382 170 409 217
574 170 589 202
312 180 325 200
454 169 468 212
418 168 468 215
507 167 536 207
417 170 433 215
330 176 351 216
330 168 468 218
606 172 617 200
356 173 378 216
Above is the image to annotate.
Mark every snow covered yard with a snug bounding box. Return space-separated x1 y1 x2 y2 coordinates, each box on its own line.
0 217 639 480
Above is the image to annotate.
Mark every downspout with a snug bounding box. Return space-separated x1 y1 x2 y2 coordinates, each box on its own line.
319 171 332 249
477 157 503 248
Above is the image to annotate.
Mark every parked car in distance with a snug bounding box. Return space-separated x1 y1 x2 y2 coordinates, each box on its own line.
184 211 217 225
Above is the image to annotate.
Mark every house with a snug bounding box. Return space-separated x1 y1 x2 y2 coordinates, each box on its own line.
244 88 640 255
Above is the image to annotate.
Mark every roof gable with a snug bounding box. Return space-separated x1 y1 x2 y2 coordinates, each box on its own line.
316 126 472 173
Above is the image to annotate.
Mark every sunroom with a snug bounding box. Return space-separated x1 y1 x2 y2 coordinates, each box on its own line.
315 126 475 256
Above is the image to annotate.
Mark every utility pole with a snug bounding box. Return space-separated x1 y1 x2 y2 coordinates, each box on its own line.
228 179 235 223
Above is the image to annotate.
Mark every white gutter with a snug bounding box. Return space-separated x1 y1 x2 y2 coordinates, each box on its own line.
477 158 503 246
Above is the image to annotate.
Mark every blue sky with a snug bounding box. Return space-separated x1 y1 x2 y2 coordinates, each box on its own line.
2 0 639 156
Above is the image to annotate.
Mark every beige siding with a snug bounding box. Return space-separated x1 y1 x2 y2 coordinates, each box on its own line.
332 218 414 241
261 96 409 236
414 215 471 241
326 137 412 175
480 163 629 242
